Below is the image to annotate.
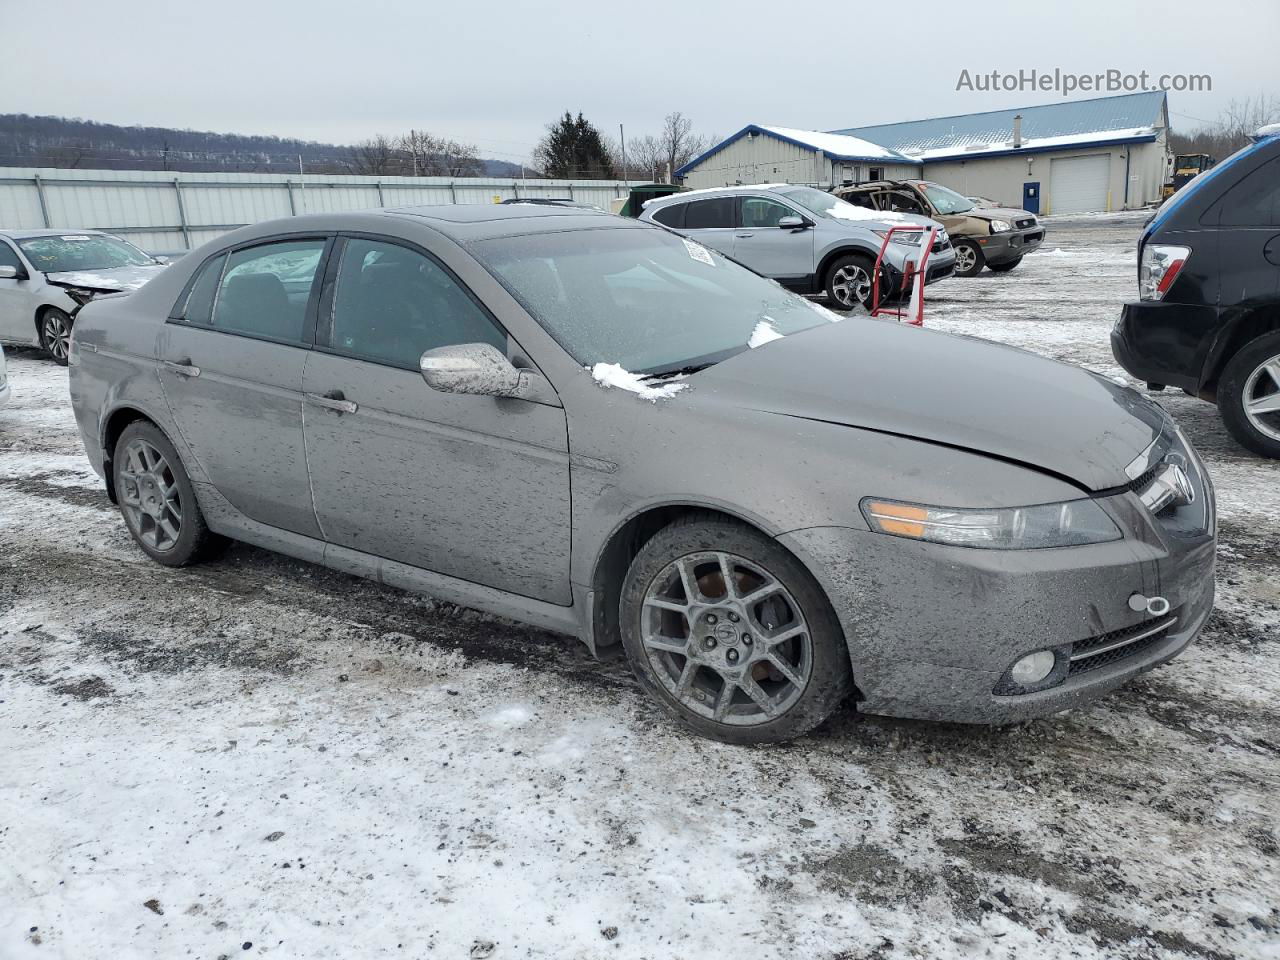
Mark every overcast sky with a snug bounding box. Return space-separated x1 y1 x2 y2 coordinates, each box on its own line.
2 0 1276 163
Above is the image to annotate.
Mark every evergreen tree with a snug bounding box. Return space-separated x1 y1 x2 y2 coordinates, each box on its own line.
533 112 616 179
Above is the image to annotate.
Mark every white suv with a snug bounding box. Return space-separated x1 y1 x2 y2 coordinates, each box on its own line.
640 184 955 310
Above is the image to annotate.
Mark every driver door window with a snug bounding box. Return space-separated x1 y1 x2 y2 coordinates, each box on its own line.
739 197 796 228
324 238 506 368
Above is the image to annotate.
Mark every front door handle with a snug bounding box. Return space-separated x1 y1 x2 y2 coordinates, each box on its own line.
305 391 358 414
163 359 201 378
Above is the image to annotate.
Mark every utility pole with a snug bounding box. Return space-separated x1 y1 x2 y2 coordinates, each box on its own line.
619 123 627 182
297 154 306 213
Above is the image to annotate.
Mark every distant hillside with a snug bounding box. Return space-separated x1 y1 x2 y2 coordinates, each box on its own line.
0 113 528 178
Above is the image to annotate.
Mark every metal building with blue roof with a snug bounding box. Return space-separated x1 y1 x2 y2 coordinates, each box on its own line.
676 92 1170 214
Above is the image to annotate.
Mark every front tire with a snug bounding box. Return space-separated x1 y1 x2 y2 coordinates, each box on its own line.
988 256 1022 273
113 421 222 565
39 308 73 366
952 239 985 277
824 254 876 311
1218 331 1280 458
619 515 852 744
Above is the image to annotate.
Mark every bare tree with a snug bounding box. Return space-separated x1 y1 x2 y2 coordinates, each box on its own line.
399 129 483 177
609 113 715 182
659 112 711 182
347 134 401 176
1169 93 1280 160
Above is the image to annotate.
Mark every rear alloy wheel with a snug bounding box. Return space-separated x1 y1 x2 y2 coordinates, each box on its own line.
1219 331 1280 458
39 308 73 366
952 239 985 277
113 421 222 565
825 254 875 311
988 256 1023 273
620 516 852 743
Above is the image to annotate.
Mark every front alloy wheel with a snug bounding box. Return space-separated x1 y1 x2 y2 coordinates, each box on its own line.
640 551 813 726
619 516 852 743
952 240 984 277
825 254 875 311
40 308 73 365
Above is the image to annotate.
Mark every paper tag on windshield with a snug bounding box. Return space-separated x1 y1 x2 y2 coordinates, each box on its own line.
683 238 715 266
60 235 91 241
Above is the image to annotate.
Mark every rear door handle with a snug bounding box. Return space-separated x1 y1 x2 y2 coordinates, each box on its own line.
735 232 754 238
163 359 201 378
305 391 358 414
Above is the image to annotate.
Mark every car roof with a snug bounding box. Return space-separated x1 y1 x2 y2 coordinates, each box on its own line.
642 183 796 208
0 228 113 240
383 203 650 242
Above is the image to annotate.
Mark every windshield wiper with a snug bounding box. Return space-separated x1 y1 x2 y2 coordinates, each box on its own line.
641 362 717 381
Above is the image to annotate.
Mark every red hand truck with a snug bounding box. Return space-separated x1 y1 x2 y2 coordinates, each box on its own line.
868 224 937 326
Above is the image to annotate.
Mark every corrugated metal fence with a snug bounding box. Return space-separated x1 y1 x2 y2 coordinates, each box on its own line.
0 168 646 254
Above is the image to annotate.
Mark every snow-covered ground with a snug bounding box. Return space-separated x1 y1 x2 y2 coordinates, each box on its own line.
2 213 1278 959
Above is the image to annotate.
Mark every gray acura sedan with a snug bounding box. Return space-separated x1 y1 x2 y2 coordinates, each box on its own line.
67 205 1216 743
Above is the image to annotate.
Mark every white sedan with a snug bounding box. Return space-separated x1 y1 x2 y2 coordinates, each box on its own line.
0 230 168 365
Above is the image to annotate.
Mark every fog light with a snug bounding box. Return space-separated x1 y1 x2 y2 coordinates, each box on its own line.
1009 651 1056 685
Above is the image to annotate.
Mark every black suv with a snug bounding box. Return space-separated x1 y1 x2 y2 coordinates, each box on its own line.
1112 128 1280 456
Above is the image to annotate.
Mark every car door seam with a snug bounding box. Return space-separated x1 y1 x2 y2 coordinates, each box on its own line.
299 351 329 542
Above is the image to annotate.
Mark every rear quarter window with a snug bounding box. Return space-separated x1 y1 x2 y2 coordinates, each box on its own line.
1208 157 1280 227
650 203 685 228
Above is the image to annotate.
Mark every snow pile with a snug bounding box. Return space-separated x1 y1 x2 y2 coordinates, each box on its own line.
748 318 784 348
826 202 907 223
589 362 687 401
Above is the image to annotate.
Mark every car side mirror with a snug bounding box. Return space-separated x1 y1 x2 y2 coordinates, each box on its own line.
420 342 555 404
777 215 808 230
0 265 19 280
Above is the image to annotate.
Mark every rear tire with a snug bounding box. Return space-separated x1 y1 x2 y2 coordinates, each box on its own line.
619 514 853 744
38 308 73 366
988 256 1022 273
113 421 223 565
952 239 985 277
824 254 876 311
1218 331 1280 458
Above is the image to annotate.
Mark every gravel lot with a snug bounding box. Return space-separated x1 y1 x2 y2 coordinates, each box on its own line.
2 213 1278 960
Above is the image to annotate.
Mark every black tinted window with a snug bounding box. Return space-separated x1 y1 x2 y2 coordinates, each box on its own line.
179 253 225 323
327 238 505 368
683 197 736 229
0 242 22 272
651 203 685 228
1215 158 1280 226
212 240 325 342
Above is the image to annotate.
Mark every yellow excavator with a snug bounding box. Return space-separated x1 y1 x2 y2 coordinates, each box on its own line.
1162 154 1216 200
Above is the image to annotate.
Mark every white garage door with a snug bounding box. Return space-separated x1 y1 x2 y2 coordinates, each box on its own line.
1050 154 1111 214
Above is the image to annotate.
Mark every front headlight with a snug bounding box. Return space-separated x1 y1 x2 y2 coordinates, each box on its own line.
860 497 1122 549
989 219 1012 233
872 228 923 246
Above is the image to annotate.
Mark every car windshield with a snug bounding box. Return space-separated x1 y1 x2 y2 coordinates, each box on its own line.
920 183 975 215
472 226 839 375
17 234 156 272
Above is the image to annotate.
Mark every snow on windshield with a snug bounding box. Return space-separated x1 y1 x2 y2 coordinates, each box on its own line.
747 318 784 348
589 363 688 401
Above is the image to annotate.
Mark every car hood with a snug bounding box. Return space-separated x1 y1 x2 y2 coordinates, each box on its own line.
965 206 1035 222
44 263 166 292
826 208 943 232
693 319 1164 492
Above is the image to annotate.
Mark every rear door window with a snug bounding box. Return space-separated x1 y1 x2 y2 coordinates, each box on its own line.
212 239 327 343
683 197 737 229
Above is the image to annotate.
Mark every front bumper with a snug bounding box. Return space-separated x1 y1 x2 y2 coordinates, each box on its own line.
780 489 1215 725
978 226 1044 265
1112 300 1218 394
